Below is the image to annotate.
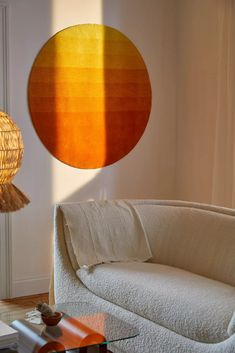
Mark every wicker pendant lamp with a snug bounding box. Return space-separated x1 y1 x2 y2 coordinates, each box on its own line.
0 111 30 212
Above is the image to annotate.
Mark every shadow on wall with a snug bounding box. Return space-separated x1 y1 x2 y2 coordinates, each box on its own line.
23 0 53 214
10 0 55 297
101 0 155 200
101 0 179 201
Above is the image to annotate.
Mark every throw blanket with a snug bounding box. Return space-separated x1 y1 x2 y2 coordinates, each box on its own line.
60 200 152 267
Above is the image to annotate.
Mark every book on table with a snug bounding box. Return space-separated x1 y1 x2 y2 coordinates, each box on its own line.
0 320 19 349
11 313 106 353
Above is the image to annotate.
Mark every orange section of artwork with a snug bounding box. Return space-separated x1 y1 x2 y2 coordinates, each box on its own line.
28 24 152 168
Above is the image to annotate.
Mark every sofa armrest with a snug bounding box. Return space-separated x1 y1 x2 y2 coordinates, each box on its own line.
53 205 90 303
227 311 235 336
210 334 235 353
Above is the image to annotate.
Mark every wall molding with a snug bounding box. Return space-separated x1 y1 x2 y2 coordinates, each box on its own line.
12 276 50 298
0 2 12 299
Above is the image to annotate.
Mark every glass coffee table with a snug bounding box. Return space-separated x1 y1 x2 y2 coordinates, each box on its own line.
0 302 138 353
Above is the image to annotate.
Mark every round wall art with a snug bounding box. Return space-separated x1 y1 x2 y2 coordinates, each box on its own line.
28 24 152 168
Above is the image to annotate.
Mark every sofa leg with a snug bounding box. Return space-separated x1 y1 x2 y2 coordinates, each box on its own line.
100 345 112 352
79 348 88 353
78 345 111 353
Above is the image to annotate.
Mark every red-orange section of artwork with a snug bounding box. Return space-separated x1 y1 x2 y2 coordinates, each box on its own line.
28 24 152 168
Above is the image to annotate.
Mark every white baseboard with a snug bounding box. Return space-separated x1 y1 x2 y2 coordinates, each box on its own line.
12 276 50 298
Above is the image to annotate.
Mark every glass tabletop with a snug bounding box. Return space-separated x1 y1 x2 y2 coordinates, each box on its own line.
1 302 139 352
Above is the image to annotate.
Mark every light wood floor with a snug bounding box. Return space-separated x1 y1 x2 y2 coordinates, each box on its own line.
0 293 48 318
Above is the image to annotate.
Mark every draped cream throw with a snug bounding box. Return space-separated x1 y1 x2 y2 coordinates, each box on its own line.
60 200 152 268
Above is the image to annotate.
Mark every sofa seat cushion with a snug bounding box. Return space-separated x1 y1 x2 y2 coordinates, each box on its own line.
77 262 235 343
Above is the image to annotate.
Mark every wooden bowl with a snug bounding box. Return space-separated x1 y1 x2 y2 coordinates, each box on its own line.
41 312 63 326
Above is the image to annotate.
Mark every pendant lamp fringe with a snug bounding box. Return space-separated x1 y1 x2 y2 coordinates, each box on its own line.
0 183 30 212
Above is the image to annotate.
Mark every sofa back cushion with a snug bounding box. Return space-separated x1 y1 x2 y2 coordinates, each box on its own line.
133 200 235 286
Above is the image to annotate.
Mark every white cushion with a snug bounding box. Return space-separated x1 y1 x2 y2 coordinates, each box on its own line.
78 262 235 343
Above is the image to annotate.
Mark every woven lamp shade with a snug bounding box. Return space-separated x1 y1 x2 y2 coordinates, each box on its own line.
0 111 29 212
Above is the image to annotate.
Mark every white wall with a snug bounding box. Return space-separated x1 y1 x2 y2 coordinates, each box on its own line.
5 0 177 297
175 0 216 203
175 0 230 204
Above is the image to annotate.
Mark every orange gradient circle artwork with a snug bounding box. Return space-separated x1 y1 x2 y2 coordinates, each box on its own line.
28 24 152 168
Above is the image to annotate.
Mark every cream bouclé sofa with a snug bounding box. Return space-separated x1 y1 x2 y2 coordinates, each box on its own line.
52 200 235 353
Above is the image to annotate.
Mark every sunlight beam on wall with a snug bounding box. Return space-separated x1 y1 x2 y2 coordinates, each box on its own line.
50 0 103 202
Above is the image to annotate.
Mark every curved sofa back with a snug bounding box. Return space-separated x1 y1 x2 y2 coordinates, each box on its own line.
132 200 235 286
